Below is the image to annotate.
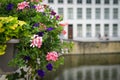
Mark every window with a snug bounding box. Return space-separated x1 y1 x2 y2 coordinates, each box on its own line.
113 0 118 4
95 8 101 19
77 24 82 37
58 0 63 3
104 0 109 4
68 24 73 39
86 24 91 37
77 0 82 4
95 24 101 37
104 24 109 36
58 8 64 16
113 8 118 19
77 8 82 19
86 8 91 19
96 0 100 4
104 8 109 19
86 0 91 4
68 8 73 19
48 0 54 3
113 24 118 37
68 0 73 4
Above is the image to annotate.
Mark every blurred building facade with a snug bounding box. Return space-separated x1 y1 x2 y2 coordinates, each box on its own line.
44 0 120 42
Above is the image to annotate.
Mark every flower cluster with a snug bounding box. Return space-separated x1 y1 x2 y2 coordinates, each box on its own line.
0 0 71 79
30 35 42 48
35 4 45 12
46 51 58 61
17 1 29 10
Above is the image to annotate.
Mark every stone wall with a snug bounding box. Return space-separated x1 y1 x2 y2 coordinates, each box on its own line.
70 41 120 54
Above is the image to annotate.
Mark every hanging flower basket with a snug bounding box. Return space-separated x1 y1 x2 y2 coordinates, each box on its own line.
0 0 73 80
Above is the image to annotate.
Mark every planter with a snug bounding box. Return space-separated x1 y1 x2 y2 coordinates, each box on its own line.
0 39 19 74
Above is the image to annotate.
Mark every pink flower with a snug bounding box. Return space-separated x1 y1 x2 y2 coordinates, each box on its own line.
59 22 68 27
35 4 44 12
30 35 42 48
35 0 39 2
62 30 66 35
31 0 39 2
46 51 58 61
17 1 29 10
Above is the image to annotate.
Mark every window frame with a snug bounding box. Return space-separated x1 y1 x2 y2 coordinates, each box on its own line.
77 24 83 37
58 0 64 4
95 24 101 37
77 0 82 4
67 8 73 19
104 0 109 4
104 8 110 19
86 0 91 4
113 8 118 19
68 0 73 4
96 0 101 4
86 8 92 19
112 24 118 37
77 8 82 19
58 8 64 16
86 24 92 37
95 8 101 19
113 0 118 4
104 24 109 37
48 0 54 3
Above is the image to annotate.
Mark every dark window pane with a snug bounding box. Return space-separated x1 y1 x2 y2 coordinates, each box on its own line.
96 0 100 4
58 0 63 3
48 0 54 3
104 0 109 4
87 0 91 4
68 0 73 4
113 0 118 4
77 0 82 4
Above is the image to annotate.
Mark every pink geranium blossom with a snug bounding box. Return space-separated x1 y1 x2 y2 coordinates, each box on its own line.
61 30 66 35
30 35 42 48
17 1 29 10
59 22 68 27
46 51 58 61
35 4 44 12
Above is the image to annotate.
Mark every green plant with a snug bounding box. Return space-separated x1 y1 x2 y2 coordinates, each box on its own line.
0 16 26 55
0 0 73 79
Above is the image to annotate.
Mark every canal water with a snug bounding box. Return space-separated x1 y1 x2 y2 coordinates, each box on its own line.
44 53 120 80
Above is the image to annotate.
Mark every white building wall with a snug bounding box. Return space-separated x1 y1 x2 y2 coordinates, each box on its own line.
43 0 120 41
